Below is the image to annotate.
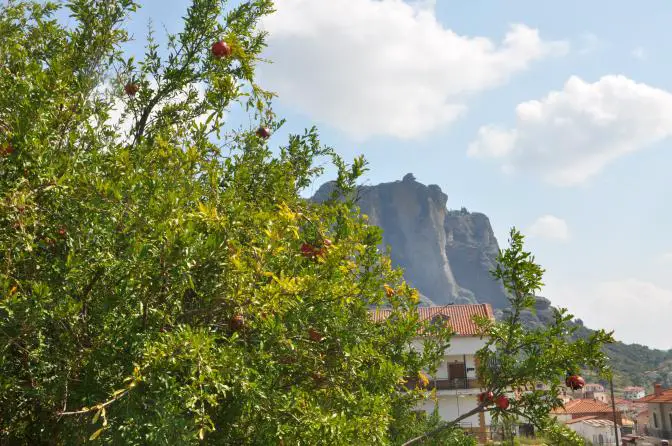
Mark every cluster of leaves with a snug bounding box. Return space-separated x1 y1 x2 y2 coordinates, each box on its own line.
472 229 614 443
0 1 454 445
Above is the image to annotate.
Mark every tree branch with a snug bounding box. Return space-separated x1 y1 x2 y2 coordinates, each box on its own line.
401 404 486 446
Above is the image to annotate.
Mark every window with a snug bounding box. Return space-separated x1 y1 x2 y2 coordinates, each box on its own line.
653 412 658 429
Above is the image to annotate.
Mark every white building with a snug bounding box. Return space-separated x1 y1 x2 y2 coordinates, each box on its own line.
566 417 621 445
623 387 646 401
370 304 496 441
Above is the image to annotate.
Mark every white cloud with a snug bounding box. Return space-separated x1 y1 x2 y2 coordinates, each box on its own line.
259 0 567 141
660 252 672 262
631 47 647 60
468 75 672 186
527 215 570 241
548 279 672 350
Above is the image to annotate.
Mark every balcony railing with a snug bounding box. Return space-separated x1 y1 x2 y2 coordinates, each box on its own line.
404 377 481 391
433 377 481 390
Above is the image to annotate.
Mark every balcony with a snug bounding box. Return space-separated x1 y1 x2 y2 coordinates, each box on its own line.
433 377 481 390
405 377 481 391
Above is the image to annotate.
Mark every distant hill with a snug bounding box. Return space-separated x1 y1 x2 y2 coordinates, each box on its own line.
312 174 672 389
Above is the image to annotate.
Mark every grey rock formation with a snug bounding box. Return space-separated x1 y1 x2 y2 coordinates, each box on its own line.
312 174 508 307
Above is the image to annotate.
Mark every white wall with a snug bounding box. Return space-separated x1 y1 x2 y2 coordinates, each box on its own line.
412 336 489 379
568 422 620 445
411 336 489 356
417 394 493 428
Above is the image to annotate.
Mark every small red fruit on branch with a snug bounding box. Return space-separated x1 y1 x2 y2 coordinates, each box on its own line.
211 40 232 59
0 143 14 157
57 227 67 237
307 327 323 342
495 395 510 410
230 314 245 331
478 391 495 405
256 127 271 139
565 374 585 390
124 82 139 96
300 242 316 258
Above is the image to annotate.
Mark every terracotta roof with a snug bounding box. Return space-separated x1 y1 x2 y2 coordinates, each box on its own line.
567 417 617 428
369 304 495 337
636 388 672 403
566 415 598 424
623 386 645 392
552 399 616 414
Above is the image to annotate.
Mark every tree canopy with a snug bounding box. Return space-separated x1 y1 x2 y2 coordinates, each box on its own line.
0 1 453 444
1 1 612 445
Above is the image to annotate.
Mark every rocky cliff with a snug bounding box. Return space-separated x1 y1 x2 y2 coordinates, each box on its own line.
312 173 509 307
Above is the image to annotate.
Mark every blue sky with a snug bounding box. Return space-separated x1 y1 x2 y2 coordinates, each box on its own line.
118 0 671 349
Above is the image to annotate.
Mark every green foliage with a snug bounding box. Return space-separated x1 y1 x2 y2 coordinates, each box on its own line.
0 1 450 444
474 228 614 442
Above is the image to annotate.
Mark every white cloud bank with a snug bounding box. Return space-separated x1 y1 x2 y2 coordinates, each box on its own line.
549 279 672 350
528 215 570 241
468 75 672 186
259 0 567 141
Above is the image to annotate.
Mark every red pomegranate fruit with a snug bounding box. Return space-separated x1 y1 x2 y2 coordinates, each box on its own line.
308 327 323 342
495 395 510 410
0 143 13 157
300 242 316 258
230 314 245 331
478 391 495 405
124 82 139 96
211 40 232 59
256 127 271 139
566 374 585 390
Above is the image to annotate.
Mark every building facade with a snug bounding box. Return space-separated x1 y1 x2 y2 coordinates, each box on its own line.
566 418 621 445
370 304 496 441
624 387 646 401
637 384 672 440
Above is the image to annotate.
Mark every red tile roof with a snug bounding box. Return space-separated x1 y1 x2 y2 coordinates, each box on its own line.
636 388 672 403
565 415 598 424
551 399 616 415
369 304 495 337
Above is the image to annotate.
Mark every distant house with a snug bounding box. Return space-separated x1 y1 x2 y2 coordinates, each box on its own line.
636 384 672 440
566 417 621 445
552 399 622 425
569 383 609 403
370 304 495 442
624 387 647 401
